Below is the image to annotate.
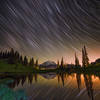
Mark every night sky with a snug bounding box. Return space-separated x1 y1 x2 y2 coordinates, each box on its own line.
0 0 100 64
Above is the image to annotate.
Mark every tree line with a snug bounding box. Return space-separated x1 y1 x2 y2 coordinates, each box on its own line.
0 46 89 69
57 46 89 68
0 48 38 67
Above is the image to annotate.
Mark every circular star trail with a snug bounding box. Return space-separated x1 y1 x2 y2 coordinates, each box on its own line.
0 0 100 63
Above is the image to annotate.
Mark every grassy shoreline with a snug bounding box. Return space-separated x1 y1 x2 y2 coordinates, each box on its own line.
0 59 100 75
0 60 34 73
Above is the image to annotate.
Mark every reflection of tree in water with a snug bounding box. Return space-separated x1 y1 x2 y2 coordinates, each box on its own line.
61 73 65 86
34 73 38 82
28 73 38 83
57 72 71 86
7 75 27 88
6 73 38 89
16 77 21 86
21 75 27 86
84 74 94 100
57 73 94 100
76 74 81 92
8 79 16 88
28 74 33 84
57 72 82 89
57 73 60 84
0 78 28 99
57 72 65 86
2 73 95 100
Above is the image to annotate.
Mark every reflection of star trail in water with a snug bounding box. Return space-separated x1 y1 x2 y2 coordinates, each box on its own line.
0 0 100 63
4 73 100 100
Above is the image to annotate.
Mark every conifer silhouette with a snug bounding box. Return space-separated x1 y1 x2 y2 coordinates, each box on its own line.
23 56 28 66
75 53 80 67
82 46 89 67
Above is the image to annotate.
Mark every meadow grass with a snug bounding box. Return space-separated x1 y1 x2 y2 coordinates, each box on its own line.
0 60 34 73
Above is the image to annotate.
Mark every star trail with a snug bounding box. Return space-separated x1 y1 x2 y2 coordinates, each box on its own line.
0 0 100 63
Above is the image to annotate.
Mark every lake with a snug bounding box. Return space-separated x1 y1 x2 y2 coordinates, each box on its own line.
0 72 100 100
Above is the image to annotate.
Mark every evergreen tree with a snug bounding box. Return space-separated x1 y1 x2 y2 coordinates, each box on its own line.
35 59 38 68
8 48 16 64
82 46 89 67
0 51 3 59
2 52 5 58
14 51 20 63
10 48 14 57
29 57 34 67
6 50 10 58
84 46 89 67
19 55 23 64
57 60 60 68
4 50 8 58
23 56 28 66
61 57 64 68
75 53 80 67
6 50 9 58
82 48 85 67
15 51 20 59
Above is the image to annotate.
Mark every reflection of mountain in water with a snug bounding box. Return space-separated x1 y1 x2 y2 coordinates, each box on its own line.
40 61 57 69
40 73 56 79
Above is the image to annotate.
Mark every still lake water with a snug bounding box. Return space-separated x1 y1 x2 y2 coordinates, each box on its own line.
0 73 100 100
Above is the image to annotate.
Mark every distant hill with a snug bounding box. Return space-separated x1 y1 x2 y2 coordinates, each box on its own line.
91 58 100 65
39 61 57 69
